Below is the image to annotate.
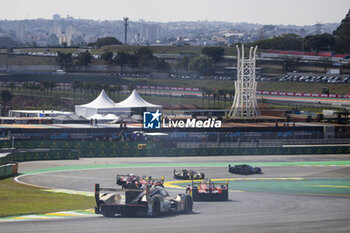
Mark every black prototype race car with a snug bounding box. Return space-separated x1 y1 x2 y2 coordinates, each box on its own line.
228 164 262 175
173 169 205 180
186 179 229 201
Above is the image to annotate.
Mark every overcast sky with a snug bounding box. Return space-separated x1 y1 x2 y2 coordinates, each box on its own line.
1 0 349 25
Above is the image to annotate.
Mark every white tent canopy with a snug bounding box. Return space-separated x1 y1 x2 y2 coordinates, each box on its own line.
78 90 116 108
75 90 119 118
75 89 162 118
115 90 161 108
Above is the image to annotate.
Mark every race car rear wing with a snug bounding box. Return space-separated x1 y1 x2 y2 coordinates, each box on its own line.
95 183 149 209
116 173 164 183
190 179 229 189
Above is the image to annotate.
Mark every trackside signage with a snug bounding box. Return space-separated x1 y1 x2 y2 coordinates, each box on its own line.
143 110 221 129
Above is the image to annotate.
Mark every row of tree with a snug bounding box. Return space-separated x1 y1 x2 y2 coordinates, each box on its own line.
252 9 350 53
101 46 169 72
56 51 93 70
251 33 336 52
99 46 225 75
201 87 235 109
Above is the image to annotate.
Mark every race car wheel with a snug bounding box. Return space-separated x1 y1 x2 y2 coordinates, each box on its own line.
222 190 229 201
184 195 193 213
152 198 160 217
101 207 115 218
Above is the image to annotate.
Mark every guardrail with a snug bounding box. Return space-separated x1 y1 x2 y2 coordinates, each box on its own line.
176 142 282 148
0 162 18 179
260 138 350 145
177 138 350 148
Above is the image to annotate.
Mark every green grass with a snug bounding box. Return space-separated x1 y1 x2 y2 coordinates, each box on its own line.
123 78 350 95
0 177 94 217
0 54 55 66
257 81 350 95
267 104 327 113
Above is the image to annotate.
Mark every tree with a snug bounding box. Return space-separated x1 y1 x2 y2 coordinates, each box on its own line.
201 87 208 108
205 88 212 108
76 51 93 70
114 51 130 72
176 56 190 72
91 37 123 48
153 58 170 71
252 34 303 50
101 51 114 63
115 85 123 100
47 34 59 47
304 33 335 52
42 81 51 94
333 9 350 53
134 47 155 69
49 81 56 96
55 52 73 70
7 82 15 93
1 90 13 115
128 83 135 93
127 54 138 71
70 36 86 47
0 36 17 48
218 89 225 108
283 56 299 72
91 82 102 94
189 56 214 75
83 82 93 97
212 89 218 108
72 80 82 99
201 47 225 63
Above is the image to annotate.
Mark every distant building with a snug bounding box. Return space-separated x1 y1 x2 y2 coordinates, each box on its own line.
52 14 61 21
141 24 160 42
315 23 323 35
15 23 26 42
51 23 62 37
66 25 75 46
59 35 67 45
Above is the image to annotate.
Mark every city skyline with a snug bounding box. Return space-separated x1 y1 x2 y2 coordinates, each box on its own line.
2 0 349 26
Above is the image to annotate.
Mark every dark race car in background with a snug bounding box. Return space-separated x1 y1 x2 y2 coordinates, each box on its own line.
173 169 205 180
186 179 229 201
228 164 262 175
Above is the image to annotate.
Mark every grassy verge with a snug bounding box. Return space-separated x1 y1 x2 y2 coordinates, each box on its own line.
0 177 94 217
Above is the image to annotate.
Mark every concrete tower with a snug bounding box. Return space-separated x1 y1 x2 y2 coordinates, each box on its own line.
228 44 260 117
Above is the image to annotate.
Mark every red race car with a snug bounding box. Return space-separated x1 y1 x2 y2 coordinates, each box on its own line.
186 179 229 201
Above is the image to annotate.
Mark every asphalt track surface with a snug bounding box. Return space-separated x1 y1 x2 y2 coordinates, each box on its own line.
2 154 350 233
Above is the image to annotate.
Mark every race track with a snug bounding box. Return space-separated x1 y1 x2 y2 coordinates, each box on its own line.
1 154 350 233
